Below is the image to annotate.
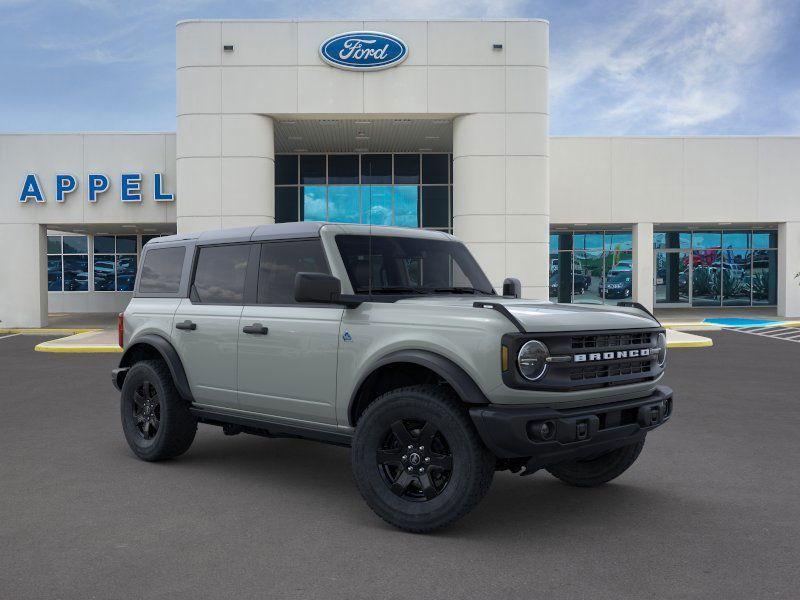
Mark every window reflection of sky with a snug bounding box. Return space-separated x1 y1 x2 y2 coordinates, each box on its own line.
362 186 393 225
327 186 360 222
303 185 420 227
394 186 419 228
303 186 326 221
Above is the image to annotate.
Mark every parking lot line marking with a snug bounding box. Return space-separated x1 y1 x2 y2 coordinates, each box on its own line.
0 333 21 341
726 326 800 343
771 330 800 338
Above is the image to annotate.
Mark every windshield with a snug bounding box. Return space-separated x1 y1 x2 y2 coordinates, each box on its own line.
335 234 495 295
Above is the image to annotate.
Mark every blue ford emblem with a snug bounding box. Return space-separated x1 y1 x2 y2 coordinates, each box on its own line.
319 31 408 71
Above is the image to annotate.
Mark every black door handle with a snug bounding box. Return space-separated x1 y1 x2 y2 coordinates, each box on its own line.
175 320 197 331
242 323 269 335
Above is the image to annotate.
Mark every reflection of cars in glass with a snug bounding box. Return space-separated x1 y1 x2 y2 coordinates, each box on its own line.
66 272 89 291
614 260 633 271
548 268 591 295
549 258 558 273
599 272 632 299
573 268 591 294
548 273 559 296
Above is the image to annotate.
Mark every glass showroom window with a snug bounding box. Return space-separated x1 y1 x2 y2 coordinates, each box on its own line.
47 235 89 292
94 235 138 292
654 229 777 307
274 153 453 232
548 231 633 305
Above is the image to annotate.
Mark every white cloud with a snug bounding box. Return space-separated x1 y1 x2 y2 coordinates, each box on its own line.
551 0 791 133
279 0 528 19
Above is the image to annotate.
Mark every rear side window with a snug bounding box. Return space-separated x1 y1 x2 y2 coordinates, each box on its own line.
192 244 250 304
138 247 186 294
258 240 329 304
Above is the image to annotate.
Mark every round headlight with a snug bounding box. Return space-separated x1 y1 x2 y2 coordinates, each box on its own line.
517 340 549 381
656 332 667 367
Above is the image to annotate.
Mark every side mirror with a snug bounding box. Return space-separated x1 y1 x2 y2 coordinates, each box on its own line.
502 277 521 298
295 272 342 304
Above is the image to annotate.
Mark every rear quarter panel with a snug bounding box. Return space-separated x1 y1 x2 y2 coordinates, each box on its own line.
123 297 182 348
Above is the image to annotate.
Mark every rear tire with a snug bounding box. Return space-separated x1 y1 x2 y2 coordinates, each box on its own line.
120 359 197 462
546 439 645 487
351 385 494 533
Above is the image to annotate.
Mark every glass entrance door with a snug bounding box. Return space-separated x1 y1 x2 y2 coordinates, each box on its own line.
654 250 690 307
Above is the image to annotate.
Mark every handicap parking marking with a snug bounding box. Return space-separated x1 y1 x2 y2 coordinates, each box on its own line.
725 325 800 344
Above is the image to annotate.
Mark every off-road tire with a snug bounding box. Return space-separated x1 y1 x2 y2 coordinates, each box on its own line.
351 385 495 533
546 438 645 487
120 359 197 462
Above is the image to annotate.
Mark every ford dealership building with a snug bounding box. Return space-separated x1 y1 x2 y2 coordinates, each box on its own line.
1 19 799 327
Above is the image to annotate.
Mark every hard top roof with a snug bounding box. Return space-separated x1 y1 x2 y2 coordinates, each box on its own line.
145 222 453 246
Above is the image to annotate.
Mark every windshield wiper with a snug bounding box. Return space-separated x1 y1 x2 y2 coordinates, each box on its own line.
353 286 429 295
432 287 494 295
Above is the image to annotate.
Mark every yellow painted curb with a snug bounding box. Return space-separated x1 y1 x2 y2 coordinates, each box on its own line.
34 343 122 354
0 328 100 335
667 338 714 348
661 322 721 330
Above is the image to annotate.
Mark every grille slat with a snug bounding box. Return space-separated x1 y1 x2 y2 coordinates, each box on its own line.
570 359 652 382
571 332 652 350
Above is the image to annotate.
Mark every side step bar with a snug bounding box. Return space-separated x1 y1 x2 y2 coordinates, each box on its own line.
190 406 352 447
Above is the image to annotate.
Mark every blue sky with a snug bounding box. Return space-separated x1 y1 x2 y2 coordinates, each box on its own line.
1 0 798 135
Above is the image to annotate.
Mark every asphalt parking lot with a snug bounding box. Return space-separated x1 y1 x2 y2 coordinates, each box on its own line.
1 331 799 599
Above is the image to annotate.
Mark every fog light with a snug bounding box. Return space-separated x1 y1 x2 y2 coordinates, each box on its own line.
528 420 556 441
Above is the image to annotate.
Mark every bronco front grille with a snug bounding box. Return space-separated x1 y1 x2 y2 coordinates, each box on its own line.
501 327 665 392
570 359 652 382
571 332 652 350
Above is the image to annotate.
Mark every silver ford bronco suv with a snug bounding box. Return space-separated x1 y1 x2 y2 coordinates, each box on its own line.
113 223 672 532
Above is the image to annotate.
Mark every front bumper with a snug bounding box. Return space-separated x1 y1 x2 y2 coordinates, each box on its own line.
469 385 673 471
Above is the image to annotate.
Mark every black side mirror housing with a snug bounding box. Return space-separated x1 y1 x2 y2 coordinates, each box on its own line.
294 272 363 308
502 277 522 298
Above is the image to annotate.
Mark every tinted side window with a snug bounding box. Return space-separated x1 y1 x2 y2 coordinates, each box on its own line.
138 247 186 294
258 240 329 304
193 244 250 304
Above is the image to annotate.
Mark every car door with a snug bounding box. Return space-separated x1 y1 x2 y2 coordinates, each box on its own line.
171 243 255 411
237 239 343 425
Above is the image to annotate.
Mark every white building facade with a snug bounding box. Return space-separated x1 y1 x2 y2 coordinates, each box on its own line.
1 19 798 327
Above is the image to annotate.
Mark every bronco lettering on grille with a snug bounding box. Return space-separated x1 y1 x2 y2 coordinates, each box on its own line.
573 348 651 362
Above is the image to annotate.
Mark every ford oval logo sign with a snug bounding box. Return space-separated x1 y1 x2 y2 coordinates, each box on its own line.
319 31 408 71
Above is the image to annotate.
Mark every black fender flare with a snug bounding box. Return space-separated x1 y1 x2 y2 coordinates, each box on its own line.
117 334 193 402
349 349 489 425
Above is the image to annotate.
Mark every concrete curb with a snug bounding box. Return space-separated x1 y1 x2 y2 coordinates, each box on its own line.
665 329 713 348
0 328 100 335
666 338 714 348
32 330 122 354
34 343 122 354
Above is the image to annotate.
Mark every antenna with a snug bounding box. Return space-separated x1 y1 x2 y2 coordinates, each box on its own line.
367 156 373 297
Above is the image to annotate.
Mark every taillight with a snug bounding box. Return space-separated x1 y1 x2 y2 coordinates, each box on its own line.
118 312 124 348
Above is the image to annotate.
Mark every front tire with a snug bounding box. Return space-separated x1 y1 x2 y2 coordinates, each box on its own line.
120 359 197 462
351 385 494 533
546 439 645 487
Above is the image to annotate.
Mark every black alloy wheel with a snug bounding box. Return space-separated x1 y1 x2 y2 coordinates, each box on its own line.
132 380 161 440
120 359 197 462
376 419 454 501
351 385 495 533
